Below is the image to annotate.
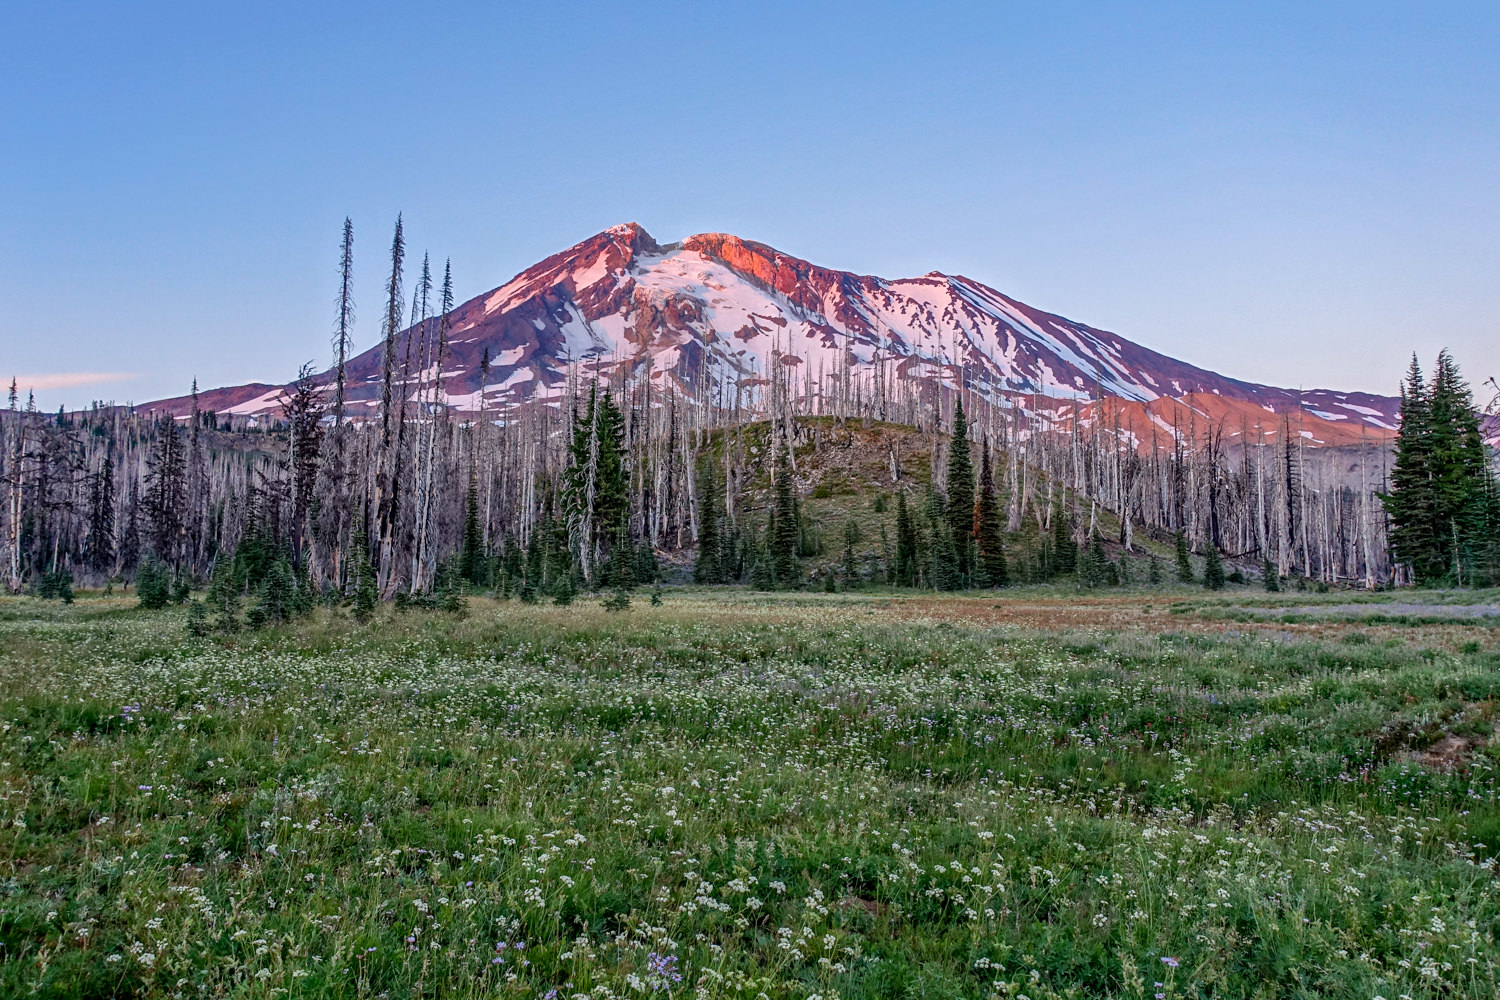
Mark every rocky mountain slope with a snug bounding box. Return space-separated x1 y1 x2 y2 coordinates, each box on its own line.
148 223 1445 447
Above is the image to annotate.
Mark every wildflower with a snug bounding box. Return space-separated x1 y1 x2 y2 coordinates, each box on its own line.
646 951 682 991
1161 956 1179 968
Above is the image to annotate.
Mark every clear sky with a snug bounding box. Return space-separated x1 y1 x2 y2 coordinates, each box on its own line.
4 2 1497 409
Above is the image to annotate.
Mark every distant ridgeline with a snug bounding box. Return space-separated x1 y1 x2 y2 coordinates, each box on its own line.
5 219 1497 603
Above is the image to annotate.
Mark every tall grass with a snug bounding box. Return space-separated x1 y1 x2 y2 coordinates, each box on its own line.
2 594 1498 998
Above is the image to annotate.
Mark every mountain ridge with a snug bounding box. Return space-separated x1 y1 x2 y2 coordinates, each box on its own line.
141 222 1456 448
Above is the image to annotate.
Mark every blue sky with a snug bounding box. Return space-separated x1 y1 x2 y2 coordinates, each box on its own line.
3 2 1497 408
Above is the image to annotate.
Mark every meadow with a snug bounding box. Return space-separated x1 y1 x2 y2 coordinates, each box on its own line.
3 588 1500 999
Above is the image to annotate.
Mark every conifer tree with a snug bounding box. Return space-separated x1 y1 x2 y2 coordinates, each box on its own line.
206 559 242 633
1263 556 1280 591
564 384 630 587
285 363 324 563
1428 351 1492 584
136 557 170 610
374 215 405 588
1384 355 1439 580
501 538 522 599
841 516 860 585
945 399 975 580
770 445 800 587
926 485 961 590
1383 350 1496 585
1175 530 1195 584
1051 493 1076 579
86 453 115 573
1080 529 1108 588
521 529 542 603
1203 543 1226 590
893 490 918 586
332 217 354 429
350 510 377 623
750 524 776 591
144 417 186 566
593 390 629 568
460 467 485 585
974 447 1007 587
118 483 140 578
248 558 296 627
694 458 723 584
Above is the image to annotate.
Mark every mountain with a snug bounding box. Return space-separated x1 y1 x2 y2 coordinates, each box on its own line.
148 222 1427 447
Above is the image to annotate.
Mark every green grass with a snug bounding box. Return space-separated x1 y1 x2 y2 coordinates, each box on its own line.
3 591 1500 998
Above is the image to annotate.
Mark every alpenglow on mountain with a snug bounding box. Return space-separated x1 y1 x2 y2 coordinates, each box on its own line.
152 223 1405 446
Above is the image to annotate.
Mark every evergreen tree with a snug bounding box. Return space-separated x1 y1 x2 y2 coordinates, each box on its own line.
1382 350 1496 585
1148 554 1163 585
331 217 355 429
841 516 861 584
136 557 170 610
552 568 576 605
85 453 115 574
974 447 1008 587
285 364 324 562
350 511 377 623
605 523 637 591
143 417 186 566
564 384 630 587
1263 557 1280 592
1174 531 1195 584
945 399 975 580
1203 543 1226 590
1051 493 1076 579
1384 355 1439 580
635 539 659 586
1428 351 1492 584
593 389 630 562
248 558 296 627
1080 529 1108 588
694 458 723 584
893 491 918 587
118 483 140 578
206 558 243 633
1480 469 1500 586
750 524 776 590
926 485 961 590
185 599 208 637
770 445 800 587
501 537 522 599
520 529 542 603
437 556 469 615
460 467 485 585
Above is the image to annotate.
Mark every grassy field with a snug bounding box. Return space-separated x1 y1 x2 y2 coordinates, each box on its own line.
4 588 1500 999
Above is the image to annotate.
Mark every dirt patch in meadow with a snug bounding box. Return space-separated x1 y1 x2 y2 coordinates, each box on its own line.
879 595 1173 632
1237 602 1500 620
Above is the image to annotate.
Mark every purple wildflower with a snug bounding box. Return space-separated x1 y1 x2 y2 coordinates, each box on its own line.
646 952 682 991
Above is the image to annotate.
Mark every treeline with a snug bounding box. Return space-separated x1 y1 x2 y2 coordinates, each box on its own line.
3 217 1495 609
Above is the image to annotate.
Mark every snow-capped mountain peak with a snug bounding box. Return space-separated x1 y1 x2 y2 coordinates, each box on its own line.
146 223 1418 447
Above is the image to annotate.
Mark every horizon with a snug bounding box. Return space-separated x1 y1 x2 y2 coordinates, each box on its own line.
4 2 1498 408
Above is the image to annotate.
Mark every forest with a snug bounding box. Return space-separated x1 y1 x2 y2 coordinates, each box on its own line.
3 219 1497 617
